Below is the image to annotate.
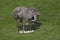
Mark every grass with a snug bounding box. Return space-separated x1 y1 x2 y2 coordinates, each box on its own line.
0 0 60 40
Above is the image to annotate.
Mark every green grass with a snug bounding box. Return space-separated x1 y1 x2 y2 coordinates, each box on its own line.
0 0 60 40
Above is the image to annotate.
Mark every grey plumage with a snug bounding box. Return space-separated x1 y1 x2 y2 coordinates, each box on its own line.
13 6 39 23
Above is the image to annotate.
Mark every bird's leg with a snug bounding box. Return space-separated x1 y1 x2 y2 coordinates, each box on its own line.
22 19 26 33
29 22 31 31
29 20 34 32
25 19 29 25
17 19 22 26
29 20 32 31
22 24 24 33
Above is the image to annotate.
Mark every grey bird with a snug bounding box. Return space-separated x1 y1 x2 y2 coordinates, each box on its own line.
12 6 40 33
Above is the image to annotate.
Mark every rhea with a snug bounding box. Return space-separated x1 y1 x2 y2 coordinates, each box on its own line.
12 6 39 33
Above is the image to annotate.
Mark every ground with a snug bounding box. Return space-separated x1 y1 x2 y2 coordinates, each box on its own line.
0 0 60 40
